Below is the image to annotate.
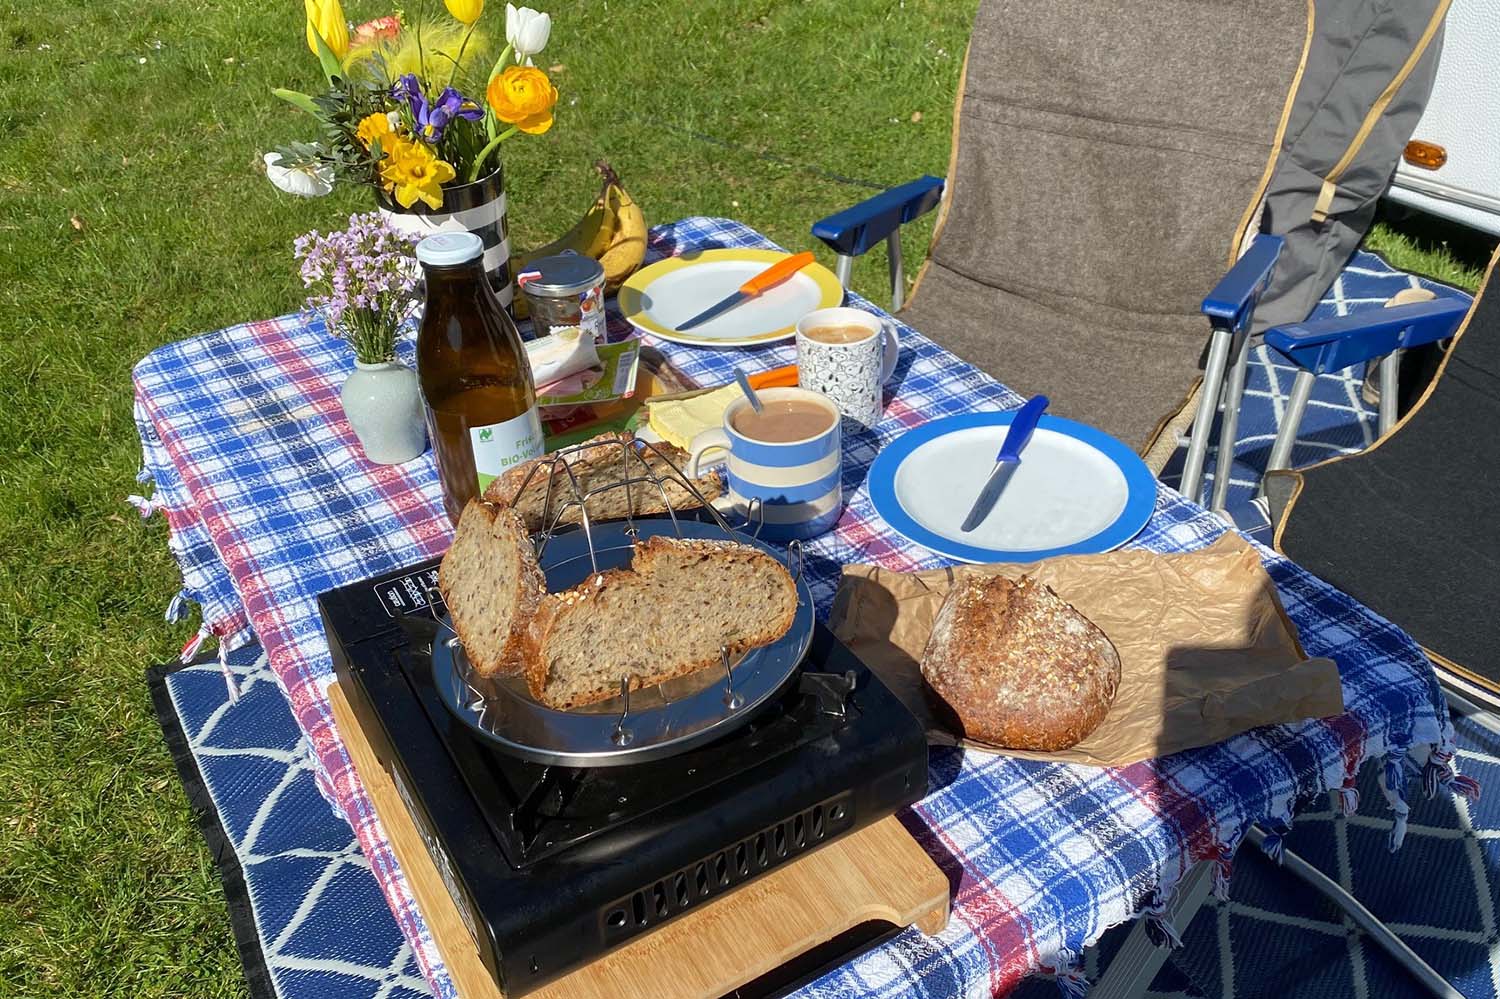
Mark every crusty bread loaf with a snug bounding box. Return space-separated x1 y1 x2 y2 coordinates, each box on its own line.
919 574 1120 751
438 501 547 678
481 431 722 532
523 536 799 710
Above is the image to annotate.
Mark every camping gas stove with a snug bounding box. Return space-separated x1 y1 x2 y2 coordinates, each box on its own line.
319 552 929 995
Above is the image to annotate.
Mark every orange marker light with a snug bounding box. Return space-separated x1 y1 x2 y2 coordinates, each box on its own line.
1404 140 1447 170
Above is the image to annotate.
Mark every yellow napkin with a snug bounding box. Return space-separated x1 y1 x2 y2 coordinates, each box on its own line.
647 384 740 450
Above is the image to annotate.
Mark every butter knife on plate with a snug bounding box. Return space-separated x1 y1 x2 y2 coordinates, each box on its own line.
959 395 1049 533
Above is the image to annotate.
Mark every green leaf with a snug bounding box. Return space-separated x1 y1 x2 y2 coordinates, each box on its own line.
310 27 345 84
271 88 321 116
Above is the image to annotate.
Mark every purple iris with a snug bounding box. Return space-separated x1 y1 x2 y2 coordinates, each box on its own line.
391 73 482 144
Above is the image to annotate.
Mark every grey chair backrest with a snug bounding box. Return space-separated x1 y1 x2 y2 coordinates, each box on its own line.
905 0 1310 452
1253 0 1450 332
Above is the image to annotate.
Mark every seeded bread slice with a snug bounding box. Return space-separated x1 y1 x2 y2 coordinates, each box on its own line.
438 500 547 678
523 536 799 710
481 431 722 533
920 574 1120 752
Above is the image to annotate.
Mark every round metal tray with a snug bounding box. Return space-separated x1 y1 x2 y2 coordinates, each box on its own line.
431 519 815 766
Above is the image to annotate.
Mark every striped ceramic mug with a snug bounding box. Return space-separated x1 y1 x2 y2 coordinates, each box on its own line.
686 387 843 541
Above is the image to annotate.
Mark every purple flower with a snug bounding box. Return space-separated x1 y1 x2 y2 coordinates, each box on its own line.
393 73 482 144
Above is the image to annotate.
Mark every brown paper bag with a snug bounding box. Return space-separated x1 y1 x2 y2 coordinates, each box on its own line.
828 534 1344 767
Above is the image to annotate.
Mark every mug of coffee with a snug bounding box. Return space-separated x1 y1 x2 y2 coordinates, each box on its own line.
686 387 843 540
795 307 900 426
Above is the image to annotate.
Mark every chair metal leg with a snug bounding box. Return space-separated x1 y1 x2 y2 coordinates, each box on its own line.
834 253 853 289
886 229 905 312
1180 327 1234 506
1246 826 1466 999
1378 350 1401 435
1210 332 1252 512
1090 862 1215 999
1260 368 1316 492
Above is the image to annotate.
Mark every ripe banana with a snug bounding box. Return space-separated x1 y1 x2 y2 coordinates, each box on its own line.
597 175 647 292
509 161 647 318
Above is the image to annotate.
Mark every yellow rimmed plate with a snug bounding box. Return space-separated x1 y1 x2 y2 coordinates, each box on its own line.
617 248 844 348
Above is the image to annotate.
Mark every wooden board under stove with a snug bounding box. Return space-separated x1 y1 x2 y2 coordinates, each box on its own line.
329 681 950 998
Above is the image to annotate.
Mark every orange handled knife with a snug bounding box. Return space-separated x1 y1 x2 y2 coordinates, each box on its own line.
676 251 816 331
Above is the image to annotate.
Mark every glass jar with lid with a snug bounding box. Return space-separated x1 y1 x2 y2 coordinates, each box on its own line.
516 253 608 344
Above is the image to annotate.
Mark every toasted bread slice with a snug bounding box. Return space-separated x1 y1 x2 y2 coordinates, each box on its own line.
523 536 798 710
481 431 721 533
438 500 547 678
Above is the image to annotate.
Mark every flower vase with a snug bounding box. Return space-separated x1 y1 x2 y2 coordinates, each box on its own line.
377 165 513 309
341 360 427 465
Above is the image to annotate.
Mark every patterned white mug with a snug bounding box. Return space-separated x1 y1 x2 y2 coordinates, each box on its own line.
795 307 900 426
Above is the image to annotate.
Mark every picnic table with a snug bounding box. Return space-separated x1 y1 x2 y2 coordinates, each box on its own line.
133 216 1458 998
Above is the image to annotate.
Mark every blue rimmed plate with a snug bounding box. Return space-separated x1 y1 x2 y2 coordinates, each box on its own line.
867 411 1156 564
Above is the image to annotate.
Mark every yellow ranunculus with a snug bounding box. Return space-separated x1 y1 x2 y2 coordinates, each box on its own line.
379 137 456 210
445 0 484 25
356 112 395 150
486 65 557 135
305 0 350 62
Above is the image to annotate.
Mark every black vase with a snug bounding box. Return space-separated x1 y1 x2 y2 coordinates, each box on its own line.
377 164 513 308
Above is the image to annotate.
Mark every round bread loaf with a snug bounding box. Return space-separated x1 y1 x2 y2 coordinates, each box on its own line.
919 574 1120 751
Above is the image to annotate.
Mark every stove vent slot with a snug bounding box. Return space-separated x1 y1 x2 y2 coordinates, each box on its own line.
600 792 855 943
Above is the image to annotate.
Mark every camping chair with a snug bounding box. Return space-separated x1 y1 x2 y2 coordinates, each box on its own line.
1266 247 1500 709
813 0 1309 504
814 0 1453 509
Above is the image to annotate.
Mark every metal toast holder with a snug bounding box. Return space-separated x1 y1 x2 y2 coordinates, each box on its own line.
429 435 815 767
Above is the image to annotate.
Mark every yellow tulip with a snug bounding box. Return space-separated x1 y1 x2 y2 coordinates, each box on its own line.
445 0 485 25
305 0 350 62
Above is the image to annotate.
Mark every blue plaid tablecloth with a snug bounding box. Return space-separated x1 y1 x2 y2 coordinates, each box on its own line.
134 216 1465 997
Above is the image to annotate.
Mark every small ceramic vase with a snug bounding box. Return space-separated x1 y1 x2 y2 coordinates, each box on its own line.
341 360 427 465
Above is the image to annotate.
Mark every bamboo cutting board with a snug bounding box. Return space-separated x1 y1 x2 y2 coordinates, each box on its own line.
329 681 949 999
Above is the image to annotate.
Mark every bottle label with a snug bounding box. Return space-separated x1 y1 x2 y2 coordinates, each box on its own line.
469 407 545 492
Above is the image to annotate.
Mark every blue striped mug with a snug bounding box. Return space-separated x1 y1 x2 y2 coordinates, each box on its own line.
686 387 843 540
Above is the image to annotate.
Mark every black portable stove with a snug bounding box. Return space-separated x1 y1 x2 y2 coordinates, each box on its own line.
319 555 929 996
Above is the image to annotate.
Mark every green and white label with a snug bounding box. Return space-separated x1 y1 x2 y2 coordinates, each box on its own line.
470 406 545 491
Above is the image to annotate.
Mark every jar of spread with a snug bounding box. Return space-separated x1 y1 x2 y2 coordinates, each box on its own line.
516 253 608 344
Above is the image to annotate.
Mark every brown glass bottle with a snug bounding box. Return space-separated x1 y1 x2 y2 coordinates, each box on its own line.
415 233 543 524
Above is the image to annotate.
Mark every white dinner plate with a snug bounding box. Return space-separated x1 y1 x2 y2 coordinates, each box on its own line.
617 248 844 347
867 411 1156 563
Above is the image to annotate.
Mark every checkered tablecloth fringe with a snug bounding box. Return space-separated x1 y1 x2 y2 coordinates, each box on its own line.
133 217 1457 998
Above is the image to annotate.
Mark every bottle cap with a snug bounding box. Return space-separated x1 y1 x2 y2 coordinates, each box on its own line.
517 252 606 297
416 232 484 267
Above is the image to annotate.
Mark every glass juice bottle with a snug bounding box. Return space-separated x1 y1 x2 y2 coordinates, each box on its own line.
415 232 543 524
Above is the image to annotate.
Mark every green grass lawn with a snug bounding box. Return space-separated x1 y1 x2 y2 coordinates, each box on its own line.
0 2 1493 996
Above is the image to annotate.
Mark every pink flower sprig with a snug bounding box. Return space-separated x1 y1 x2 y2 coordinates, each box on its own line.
293 212 421 364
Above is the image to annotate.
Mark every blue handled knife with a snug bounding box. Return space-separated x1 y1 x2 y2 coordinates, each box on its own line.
959 395 1049 533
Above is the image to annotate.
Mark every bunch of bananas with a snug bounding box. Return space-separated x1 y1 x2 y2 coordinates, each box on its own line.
510 160 646 317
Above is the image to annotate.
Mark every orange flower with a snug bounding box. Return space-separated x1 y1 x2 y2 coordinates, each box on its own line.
486 65 557 135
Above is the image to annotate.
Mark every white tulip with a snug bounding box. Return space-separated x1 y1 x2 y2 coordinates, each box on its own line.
263 152 333 198
505 3 551 62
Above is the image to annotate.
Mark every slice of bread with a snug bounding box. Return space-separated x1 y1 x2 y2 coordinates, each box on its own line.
522 536 799 710
438 500 547 678
920 574 1120 751
481 431 722 533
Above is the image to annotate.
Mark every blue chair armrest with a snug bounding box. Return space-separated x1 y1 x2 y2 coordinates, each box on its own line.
1200 235 1285 334
811 175 945 257
1263 295 1470 374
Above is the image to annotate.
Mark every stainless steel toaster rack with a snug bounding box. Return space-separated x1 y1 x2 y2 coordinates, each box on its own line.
429 434 813 766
